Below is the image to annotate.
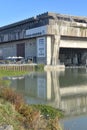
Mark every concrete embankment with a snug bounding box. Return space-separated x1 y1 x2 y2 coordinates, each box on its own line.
44 65 65 71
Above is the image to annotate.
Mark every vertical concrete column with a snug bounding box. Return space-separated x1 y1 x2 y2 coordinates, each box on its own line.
52 35 60 65
48 20 61 65
46 36 51 65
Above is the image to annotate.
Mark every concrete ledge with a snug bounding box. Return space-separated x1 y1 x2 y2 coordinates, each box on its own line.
44 65 65 71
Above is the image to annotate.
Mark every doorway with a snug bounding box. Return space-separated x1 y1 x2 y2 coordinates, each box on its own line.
17 43 25 58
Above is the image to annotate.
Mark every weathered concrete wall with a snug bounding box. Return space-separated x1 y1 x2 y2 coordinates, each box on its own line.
0 43 16 59
25 39 36 58
60 39 87 48
47 16 87 65
60 25 87 37
0 39 37 59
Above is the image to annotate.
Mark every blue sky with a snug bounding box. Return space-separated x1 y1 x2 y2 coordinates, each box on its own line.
0 0 87 27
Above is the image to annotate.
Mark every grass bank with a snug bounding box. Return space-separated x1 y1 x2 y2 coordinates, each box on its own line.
0 87 63 130
0 70 28 78
0 98 24 130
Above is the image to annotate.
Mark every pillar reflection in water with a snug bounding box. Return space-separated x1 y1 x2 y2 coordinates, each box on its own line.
10 68 87 117
49 70 61 108
46 71 51 100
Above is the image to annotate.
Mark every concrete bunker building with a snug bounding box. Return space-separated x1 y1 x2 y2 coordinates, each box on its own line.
0 12 87 65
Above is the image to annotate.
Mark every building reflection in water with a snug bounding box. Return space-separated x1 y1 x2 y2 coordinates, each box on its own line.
10 68 87 117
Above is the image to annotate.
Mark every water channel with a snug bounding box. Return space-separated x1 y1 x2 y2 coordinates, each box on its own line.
4 68 87 130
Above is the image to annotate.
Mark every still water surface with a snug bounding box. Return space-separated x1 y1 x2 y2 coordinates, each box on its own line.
5 68 87 130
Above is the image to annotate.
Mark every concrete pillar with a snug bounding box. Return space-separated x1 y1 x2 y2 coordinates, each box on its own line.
46 36 51 65
52 35 60 65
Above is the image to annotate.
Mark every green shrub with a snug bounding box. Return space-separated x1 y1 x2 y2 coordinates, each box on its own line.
35 64 44 71
31 104 64 119
18 104 40 128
